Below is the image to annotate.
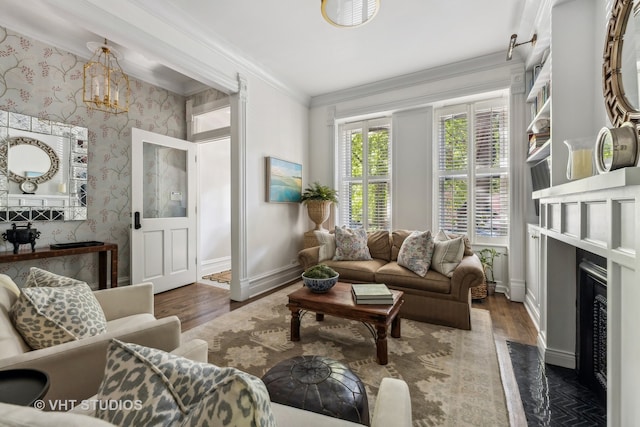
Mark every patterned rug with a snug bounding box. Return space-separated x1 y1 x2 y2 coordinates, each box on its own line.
183 284 509 426
202 270 231 284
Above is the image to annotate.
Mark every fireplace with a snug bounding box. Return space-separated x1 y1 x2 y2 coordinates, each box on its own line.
575 249 606 404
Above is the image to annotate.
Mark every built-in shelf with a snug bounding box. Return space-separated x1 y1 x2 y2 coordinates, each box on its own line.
526 139 551 163
526 59 552 104
532 167 640 199
526 98 551 133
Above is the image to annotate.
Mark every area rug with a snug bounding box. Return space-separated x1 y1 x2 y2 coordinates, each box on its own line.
202 270 231 284
183 284 509 426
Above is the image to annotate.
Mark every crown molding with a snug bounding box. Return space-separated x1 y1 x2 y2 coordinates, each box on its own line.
311 52 522 109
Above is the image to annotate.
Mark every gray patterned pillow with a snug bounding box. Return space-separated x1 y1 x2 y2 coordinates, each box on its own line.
11 282 107 350
333 226 372 261
96 339 277 427
397 230 435 277
24 267 87 288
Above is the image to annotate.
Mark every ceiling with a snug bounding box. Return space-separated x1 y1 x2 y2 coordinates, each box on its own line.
0 0 537 99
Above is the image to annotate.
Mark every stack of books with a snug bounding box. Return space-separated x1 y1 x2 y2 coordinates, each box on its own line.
351 283 393 305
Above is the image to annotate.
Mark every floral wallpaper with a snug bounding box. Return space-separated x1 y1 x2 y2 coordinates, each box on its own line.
0 26 187 287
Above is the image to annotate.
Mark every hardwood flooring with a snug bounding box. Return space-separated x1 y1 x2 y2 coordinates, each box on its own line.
154 281 538 345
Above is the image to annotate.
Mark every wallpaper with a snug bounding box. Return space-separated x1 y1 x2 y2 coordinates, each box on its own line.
0 27 186 287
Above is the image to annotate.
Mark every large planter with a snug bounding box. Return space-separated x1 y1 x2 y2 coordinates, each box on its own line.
306 200 332 231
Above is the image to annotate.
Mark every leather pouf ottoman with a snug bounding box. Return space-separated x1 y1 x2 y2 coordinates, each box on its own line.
261 355 370 425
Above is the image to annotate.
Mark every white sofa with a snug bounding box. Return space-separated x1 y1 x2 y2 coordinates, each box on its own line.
0 274 182 403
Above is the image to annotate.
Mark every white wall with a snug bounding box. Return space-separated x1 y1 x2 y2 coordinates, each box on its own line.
198 138 231 275
244 74 309 293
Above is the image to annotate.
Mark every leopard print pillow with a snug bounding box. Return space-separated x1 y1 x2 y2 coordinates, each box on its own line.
24 267 87 288
11 282 107 350
96 339 276 427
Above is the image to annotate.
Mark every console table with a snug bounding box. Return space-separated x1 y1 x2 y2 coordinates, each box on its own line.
0 243 118 289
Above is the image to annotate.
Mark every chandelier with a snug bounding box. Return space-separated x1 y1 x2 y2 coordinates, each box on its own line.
83 39 130 114
321 0 380 28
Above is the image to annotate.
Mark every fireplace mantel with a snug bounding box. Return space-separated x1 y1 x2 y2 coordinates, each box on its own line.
532 166 640 424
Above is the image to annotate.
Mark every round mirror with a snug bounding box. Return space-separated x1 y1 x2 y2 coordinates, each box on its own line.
1 137 59 184
603 0 640 127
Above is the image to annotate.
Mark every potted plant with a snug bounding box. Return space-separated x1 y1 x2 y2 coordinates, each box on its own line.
300 182 338 231
302 264 339 293
478 248 502 295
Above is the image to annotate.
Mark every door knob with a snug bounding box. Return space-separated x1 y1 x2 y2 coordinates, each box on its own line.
134 212 142 229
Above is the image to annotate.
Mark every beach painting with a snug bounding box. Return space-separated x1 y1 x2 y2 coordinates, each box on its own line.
266 157 302 203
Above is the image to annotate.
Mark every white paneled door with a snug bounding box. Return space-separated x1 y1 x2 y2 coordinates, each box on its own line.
131 128 197 293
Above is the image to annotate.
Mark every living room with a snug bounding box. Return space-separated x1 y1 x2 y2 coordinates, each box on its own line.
0 0 637 425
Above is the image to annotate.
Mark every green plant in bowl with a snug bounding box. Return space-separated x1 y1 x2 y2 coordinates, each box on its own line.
302 264 339 293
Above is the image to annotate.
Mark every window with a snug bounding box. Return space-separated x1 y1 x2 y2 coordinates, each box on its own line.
435 98 509 243
337 117 391 230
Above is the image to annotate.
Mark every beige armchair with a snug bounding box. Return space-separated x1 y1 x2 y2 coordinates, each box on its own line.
0 276 182 404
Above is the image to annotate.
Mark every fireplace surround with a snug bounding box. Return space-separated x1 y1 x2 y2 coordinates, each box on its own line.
576 250 607 404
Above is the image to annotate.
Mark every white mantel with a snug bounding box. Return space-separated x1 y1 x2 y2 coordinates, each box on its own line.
533 167 640 426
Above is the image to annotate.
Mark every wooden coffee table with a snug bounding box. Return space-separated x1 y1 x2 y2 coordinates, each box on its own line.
287 282 404 365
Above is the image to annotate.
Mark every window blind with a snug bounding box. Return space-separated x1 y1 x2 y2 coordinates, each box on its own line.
435 98 509 242
338 118 391 230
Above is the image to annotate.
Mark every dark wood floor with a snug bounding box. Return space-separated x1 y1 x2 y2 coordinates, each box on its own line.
154 281 538 346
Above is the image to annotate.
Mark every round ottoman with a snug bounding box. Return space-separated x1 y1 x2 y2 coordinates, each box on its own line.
261 355 369 425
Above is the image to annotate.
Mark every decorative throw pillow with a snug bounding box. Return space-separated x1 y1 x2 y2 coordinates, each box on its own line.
11 282 107 350
439 230 474 256
397 230 435 277
333 226 372 261
95 339 276 427
314 231 336 262
23 267 87 288
431 233 465 277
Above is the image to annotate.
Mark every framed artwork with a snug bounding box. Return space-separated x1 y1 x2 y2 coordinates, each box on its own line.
266 156 302 203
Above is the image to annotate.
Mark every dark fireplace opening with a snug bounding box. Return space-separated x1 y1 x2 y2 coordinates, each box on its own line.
575 249 607 404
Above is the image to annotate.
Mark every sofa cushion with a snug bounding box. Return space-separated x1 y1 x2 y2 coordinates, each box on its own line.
96 339 276 427
391 230 413 261
314 230 336 262
431 233 465 277
333 227 372 261
11 282 107 350
0 402 116 427
0 287 30 358
323 259 387 283
442 231 474 256
367 230 392 261
397 230 435 277
376 262 451 294
24 267 87 288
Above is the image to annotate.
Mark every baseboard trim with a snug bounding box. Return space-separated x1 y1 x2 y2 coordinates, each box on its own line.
544 346 575 369
245 264 302 298
524 295 540 332
201 256 231 277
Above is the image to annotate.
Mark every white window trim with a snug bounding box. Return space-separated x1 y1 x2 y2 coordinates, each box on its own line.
433 97 509 246
337 116 392 230
187 97 231 142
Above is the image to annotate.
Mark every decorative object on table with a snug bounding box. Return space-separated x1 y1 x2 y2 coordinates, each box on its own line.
19 179 37 194
478 248 502 296
83 38 130 114
351 283 393 304
300 181 338 248
595 122 638 173
265 157 302 203
301 264 339 293
2 223 41 254
563 136 595 180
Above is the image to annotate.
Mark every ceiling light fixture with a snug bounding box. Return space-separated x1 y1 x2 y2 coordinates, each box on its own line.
83 39 130 114
321 0 380 28
506 33 537 61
